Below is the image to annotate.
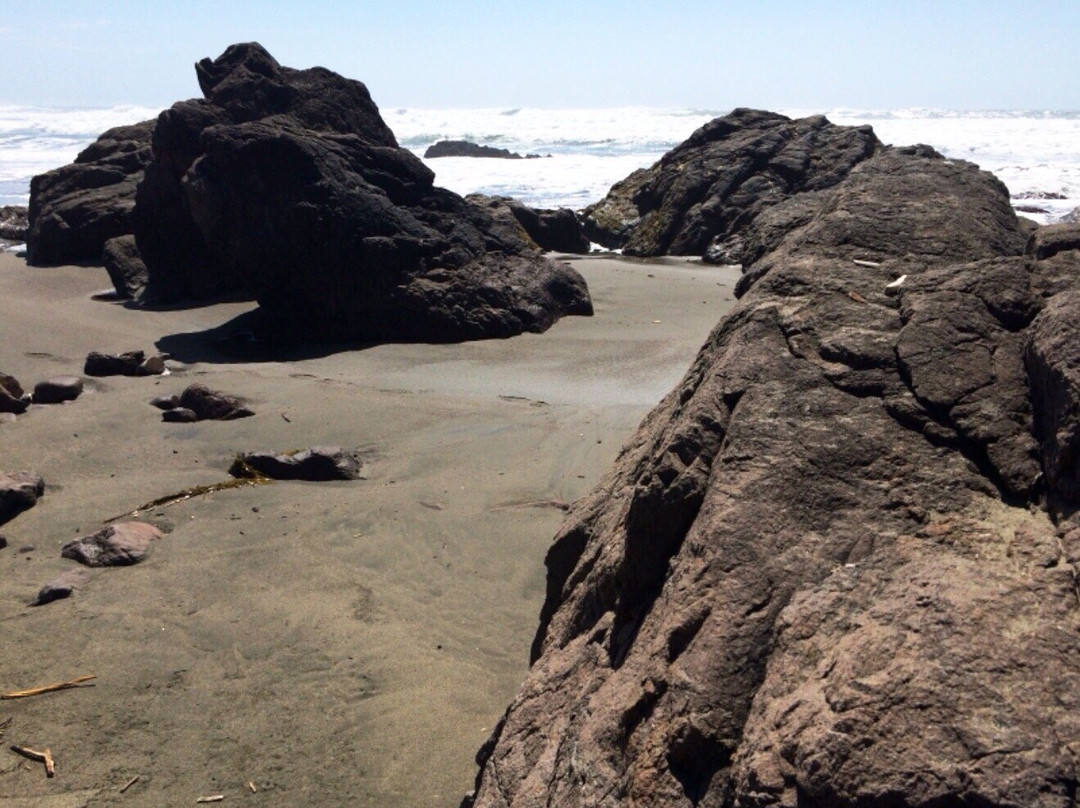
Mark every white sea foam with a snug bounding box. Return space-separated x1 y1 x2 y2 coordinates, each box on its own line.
1 105 1077 223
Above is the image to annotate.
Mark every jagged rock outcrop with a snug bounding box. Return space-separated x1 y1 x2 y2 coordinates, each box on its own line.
467 141 1080 808
468 195 590 254
132 43 591 341
26 120 155 265
581 108 881 259
425 140 542 159
0 205 27 242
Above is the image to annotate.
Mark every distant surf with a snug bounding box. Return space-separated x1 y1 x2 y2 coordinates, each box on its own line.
2 105 1077 222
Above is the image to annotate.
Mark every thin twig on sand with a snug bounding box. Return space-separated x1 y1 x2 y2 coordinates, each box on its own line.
10 745 55 777
2 675 96 700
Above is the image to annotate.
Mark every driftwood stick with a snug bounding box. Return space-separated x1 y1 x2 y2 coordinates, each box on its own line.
120 774 141 793
195 796 225 804
1 675 96 699
10 745 55 777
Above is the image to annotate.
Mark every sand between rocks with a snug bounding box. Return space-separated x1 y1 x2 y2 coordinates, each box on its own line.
0 252 739 808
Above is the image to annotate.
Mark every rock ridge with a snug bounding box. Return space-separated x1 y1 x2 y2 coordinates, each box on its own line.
467 128 1080 808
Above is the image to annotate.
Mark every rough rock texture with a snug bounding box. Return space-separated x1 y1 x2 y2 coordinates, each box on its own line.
0 471 45 525
230 447 364 481
581 108 881 259
161 407 198 423
468 195 591 254
132 43 591 342
1 371 29 414
0 205 28 241
1028 222 1080 260
32 569 90 606
178 383 253 420
424 140 541 159
467 144 1080 808
61 522 162 567
26 120 155 266
84 350 165 377
102 234 149 298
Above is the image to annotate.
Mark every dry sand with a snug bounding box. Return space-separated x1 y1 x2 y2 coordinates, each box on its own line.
0 251 740 807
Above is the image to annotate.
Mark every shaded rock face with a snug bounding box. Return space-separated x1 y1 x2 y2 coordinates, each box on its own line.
33 375 83 404
26 120 155 266
0 205 28 242
468 195 591 254
0 471 45 525
102 234 148 298
581 108 881 259
133 42 591 342
468 145 1080 807
1 371 30 414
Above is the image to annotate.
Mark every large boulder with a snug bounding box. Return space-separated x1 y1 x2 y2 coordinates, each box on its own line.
581 108 881 259
26 119 155 266
466 139 1080 808
132 43 592 341
102 234 149 298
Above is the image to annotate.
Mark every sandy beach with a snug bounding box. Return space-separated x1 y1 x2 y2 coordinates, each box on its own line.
0 251 739 808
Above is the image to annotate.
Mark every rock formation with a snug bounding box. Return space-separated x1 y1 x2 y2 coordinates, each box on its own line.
230 447 364 481
102 234 149 298
131 42 591 342
0 471 45 525
425 140 544 159
0 205 27 242
1 371 29 414
61 522 161 566
468 195 591 254
467 135 1080 807
581 108 881 260
25 120 155 266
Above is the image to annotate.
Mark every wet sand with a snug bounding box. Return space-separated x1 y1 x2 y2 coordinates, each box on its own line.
0 252 739 807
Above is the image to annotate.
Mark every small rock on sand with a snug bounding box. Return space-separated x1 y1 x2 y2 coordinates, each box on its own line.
161 406 198 423
32 568 90 606
232 447 364 481
33 375 84 404
179 384 254 420
61 521 163 567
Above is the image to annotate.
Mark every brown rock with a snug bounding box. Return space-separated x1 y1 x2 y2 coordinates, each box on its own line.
84 350 145 376
178 383 253 420
150 393 181 410
0 470 45 525
466 128 1080 808
161 407 198 423
102 234 148 298
60 521 162 566
32 375 84 404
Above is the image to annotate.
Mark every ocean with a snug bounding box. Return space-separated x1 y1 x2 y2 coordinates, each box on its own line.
2 105 1077 225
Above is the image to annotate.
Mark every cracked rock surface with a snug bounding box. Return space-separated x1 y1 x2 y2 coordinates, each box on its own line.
467 133 1080 807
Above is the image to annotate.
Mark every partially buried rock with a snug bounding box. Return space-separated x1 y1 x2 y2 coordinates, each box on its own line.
161 407 198 423
1 371 30 414
0 470 45 525
231 447 364 481
150 393 181 410
33 375 83 404
31 569 90 606
84 350 166 376
61 522 162 567
178 383 253 420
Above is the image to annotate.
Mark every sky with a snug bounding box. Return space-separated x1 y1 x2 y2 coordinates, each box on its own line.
0 0 1077 110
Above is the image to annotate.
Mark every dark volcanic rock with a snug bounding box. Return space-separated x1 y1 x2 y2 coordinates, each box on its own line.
0 470 45 525
581 108 881 258
468 195 590 254
161 406 198 423
102 234 149 298
133 43 591 342
425 140 539 159
33 375 83 404
231 447 364 481
61 521 161 566
0 205 28 241
178 383 253 420
26 119 155 266
467 135 1080 808
1 371 30 414
1028 222 1080 260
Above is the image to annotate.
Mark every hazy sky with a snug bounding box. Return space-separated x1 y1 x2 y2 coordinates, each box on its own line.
1 0 1077 110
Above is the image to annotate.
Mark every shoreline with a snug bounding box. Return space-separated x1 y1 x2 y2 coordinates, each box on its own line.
0 252 740 807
